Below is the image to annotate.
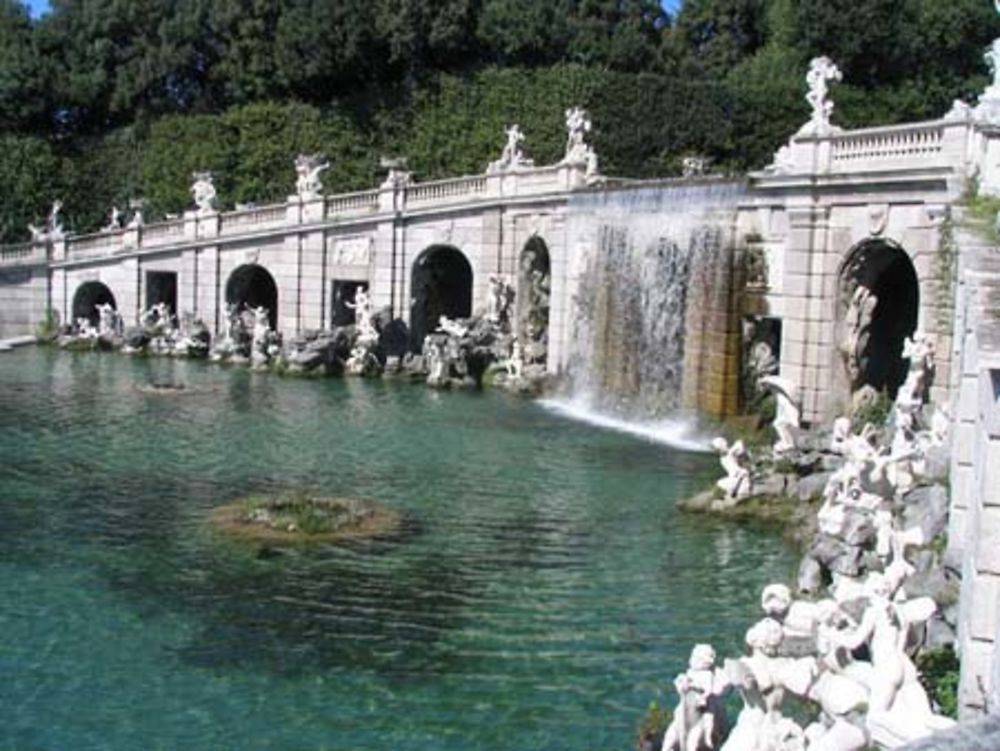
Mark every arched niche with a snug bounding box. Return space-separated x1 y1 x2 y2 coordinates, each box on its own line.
410 245 473 349
226 264 278 329
838 239 919 399
72 281 116 327
517 236 551 368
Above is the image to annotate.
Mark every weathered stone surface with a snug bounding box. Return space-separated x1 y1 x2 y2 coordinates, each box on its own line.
841 510 875 546
797 471 832 502
902 484 949 542
797 555 824 594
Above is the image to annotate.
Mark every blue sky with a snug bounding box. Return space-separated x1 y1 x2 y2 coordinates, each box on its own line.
27 1 684 21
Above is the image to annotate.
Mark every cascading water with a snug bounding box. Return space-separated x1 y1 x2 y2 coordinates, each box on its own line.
544 181 748 449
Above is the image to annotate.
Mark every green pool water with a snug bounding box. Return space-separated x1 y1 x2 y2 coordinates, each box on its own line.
0 348 796 750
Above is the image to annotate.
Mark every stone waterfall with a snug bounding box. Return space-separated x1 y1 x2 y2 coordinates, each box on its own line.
558 181 748 431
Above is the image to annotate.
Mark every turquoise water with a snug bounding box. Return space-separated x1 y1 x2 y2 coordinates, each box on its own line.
0 348 795 750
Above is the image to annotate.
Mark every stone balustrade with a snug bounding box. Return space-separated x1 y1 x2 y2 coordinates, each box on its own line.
325 189 379 218
829 121 946 167
757 116 977 179
66 229 127 258
219 204 287 235
0 242 45 268
0 162 593 266
139 219 185 246
405 175 488 206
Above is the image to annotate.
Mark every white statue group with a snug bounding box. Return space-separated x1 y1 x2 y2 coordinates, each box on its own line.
76 301 121 340
486 106 599 182
345 287 380 375
712 374 799 503
696 332 954 750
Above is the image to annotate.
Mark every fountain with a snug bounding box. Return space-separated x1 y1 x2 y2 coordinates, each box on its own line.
551 181 748 443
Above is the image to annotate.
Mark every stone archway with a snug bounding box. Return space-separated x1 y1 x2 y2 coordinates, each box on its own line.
838 239 919 399
226 264 278 329
518 236 551 369
72 281 116 327
410 245 473 349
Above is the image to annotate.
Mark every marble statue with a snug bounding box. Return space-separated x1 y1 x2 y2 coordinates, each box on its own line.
346 287 377 343
103 206 122 232
826 572 954 747
437 316 469 339
47 200 64 239
987 38 1000 91
486 275 514 327
759 376 801 456
896 332 934 414
830 417 852 455
76 317 98 339
250 306 269 345
661 644 729 751
710 437 753 501
927 407 949 448
505 338 524 380
94 302 120 338
28 200 65 243
721 619 808 751
190 172 217 214
801 57 843 135
841 285 876 387
294 154 329 200
488 125 532 172
127 201 144 229
563 106 595 165
873 510 925 568
424 336 449 386
975 8 1000 125
887 411 921 493
682 156 708 178
760 584 821 643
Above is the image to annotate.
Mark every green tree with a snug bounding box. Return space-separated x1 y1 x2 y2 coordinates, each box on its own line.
665 0 769 78
0 1 51 133
140 114 234 217
0 135 62 242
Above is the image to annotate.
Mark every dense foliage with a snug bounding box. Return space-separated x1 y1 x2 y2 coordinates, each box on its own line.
0 0 998 239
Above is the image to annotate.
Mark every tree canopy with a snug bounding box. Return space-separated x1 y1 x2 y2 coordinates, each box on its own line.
0 0 997 240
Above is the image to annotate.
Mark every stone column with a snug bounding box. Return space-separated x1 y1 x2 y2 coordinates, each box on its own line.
779 204 837 424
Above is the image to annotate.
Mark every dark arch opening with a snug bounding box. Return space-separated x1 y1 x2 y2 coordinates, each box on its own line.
72 281 116 327
226 264 278 329
518 236 551 368
839 240 919 398
410 245 473 349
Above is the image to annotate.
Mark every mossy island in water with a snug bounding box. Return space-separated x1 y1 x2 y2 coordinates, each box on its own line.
210 494 402 545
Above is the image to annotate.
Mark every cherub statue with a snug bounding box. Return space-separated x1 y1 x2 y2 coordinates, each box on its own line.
661 644 729 751
190 172 217 214
802 56 843 134
103 206 122 232
437 316 469 339
825 572 954 747
563 106 593 163
710 437 753 501
759 376 801 456
294 154 329 200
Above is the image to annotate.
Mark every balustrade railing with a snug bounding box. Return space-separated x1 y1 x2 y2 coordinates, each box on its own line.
828 122 945 167
140 219 185 246
67 230 126 258
325 190 379 218
406 175 487 204
0 242 42 267
220 204 287 234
